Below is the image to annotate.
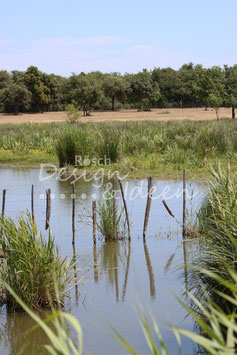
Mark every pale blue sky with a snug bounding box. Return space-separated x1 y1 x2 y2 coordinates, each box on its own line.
0 0 236 76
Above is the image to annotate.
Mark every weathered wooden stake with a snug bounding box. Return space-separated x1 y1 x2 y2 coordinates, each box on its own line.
92 200 97 244
143 176 153 239
113 177 117 239
183 169 186 238
31 184 35 223
1 190 6 238
118 178 131 240
72 183 75 245
1 190 6 217
45 188 51 230
162 200 175 218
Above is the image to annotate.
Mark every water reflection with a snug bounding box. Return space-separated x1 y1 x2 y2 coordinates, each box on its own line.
99 241 126 303
93 243 99 283
182 240 188 297
72 243 79 305
143 239 156 300
2 311 49 355
122 240 131 302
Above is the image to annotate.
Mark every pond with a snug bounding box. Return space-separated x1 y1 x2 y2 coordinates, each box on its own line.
0 168 206 355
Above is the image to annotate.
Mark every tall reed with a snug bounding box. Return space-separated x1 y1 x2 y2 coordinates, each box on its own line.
96 187 126 240
0 213 75 310
189 165 237 314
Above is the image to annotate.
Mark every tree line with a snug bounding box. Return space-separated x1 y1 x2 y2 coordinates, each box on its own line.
0 63 236 118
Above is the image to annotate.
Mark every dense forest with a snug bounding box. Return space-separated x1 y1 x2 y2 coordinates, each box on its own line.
0 63 237 118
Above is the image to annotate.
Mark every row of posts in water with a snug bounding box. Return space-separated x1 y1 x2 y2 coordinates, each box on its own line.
1 169 187 242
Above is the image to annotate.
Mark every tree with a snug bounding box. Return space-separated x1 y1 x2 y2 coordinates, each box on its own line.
24 66 51 112
128 70 160 110
152 67 182 107
69 73 101 116
102 74 129 111
193 66 226 110
224 65 237 119
0 83 32 114
0 70 11 89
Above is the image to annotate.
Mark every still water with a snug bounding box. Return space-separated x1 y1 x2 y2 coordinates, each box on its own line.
0 168 206 355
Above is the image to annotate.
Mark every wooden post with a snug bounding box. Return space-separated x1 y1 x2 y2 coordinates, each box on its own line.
183 169 186 238
92 200 97 244
1 190 6 237
45 189 51 230
72 183 75 245
118 178 131 240
1 190 6 217
31 184 35 223
113 177 117 239
143 176 153 239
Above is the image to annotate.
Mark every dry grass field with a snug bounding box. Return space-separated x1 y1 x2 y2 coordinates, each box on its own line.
0 107 233 124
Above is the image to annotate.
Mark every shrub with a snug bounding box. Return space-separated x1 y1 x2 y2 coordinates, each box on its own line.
65 104 81 124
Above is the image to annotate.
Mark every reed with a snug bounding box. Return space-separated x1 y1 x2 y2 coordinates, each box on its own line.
0 213 75 310
187 166 237 319
96 188 126 240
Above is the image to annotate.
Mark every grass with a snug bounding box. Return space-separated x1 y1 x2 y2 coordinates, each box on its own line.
0 119 237 178
0 213 75 310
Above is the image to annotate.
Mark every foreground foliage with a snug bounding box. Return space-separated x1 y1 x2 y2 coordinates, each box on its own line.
190 166 237 314
0 213 74 310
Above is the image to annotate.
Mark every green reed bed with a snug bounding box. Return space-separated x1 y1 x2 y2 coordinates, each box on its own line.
0 213 75 310
1 119 237 177
189 166 237 314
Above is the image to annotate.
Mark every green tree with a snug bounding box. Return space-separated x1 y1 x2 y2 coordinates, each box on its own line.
128 70 160 110
152 67 182 107
224 65 237 119
24 66 51 112
69 73 101 116
102 74 129 111
193 66 226 110
0 83 32 114
0 70 11 89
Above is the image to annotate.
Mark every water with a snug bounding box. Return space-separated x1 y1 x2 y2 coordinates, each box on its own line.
0 168 206 355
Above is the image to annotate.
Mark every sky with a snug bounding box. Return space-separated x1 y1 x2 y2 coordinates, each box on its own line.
0 0 236 76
